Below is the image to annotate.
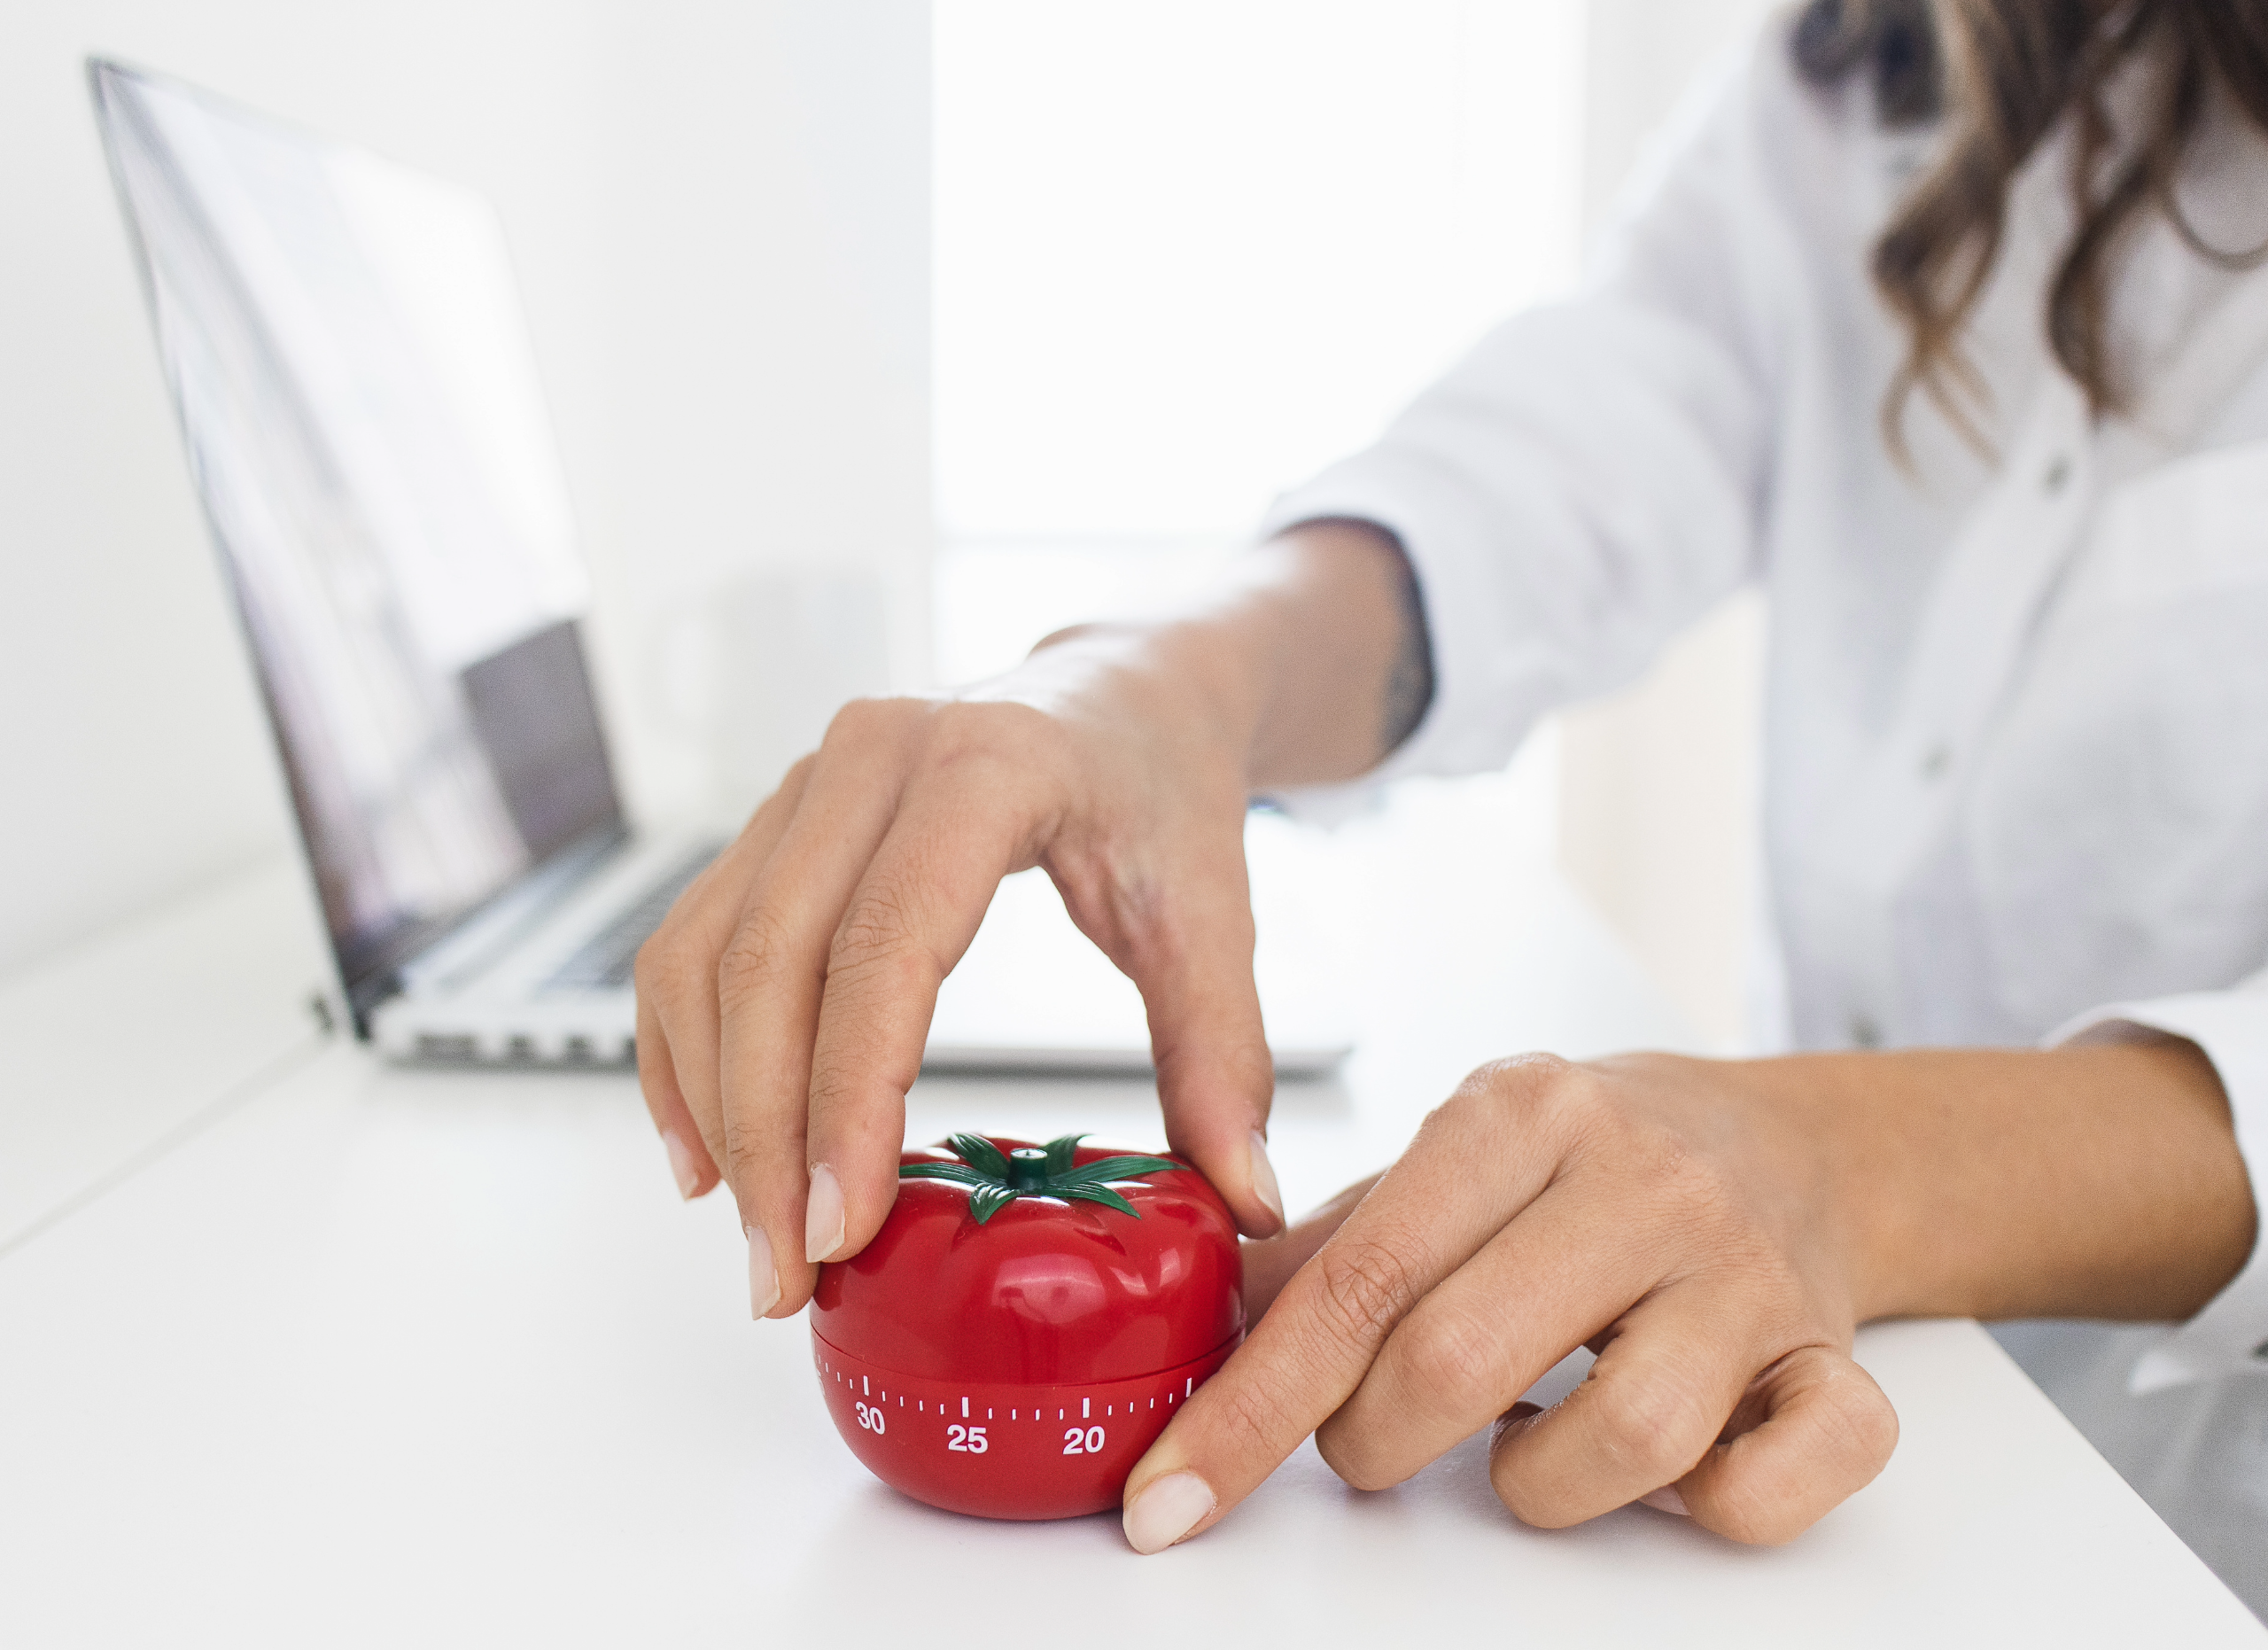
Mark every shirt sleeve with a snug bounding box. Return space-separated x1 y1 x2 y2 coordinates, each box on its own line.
2049 973 2268 1393
1254 25 1806 821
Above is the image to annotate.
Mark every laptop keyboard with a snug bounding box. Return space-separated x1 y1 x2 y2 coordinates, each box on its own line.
543 842 721 992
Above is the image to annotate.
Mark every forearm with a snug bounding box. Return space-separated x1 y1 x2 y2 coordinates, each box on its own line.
1028 518 1433 792
1751 1041 2257 1324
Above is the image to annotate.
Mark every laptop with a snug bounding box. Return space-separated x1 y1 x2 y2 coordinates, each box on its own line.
89 59 1353 1078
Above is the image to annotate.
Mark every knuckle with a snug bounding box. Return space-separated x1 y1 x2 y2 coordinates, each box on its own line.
1393 1305 1510 1420
919 713 1056 813
1590 1374 1715 1484
1814 1358 1900 1472
1412 1054 1600 1169
828 883 930 981
1850 1382 1901 1467
1309 1235 1425 1351
715 905 804 1016
923 702 1064 787
821 695 913 749
1444 1053 1585 1131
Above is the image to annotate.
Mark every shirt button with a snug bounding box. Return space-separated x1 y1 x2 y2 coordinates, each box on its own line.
2044 455 2072 494
1920 743 1953 780
1850 1015 1883 1049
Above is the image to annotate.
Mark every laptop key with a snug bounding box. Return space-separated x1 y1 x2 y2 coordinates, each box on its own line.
544 844 719 992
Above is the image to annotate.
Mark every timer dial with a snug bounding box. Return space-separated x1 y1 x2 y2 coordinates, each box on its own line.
811 1133 1244 1520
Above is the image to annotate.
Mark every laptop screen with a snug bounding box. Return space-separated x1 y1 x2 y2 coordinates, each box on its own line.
89 61 623 1015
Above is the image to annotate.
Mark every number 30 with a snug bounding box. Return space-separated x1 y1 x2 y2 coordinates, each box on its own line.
854 1402 886 1436
1062 1425 1106 1454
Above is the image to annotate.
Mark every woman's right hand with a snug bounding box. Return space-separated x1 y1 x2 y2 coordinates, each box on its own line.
633 520 1429 1319
632 618 1290 1319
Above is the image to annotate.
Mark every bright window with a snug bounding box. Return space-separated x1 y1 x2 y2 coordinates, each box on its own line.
933 0 1588 547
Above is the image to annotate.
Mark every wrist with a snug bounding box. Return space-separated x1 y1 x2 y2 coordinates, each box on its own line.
1240 519 1426 787
1014 614 1275 790
1015 520 1424 792
1736 1044 2255 1326
1698 1054 1899 1327
1019 533 1405 792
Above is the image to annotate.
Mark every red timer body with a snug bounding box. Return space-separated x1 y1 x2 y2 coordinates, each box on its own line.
811 1133 1243 1520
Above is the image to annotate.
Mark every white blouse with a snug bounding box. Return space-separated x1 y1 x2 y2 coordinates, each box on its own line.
1263 13 2268 1600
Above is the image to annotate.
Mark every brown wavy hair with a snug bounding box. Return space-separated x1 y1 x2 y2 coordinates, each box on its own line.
1793 0 2268 453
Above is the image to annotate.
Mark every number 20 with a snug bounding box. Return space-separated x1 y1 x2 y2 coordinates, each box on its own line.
948 1423 988 1452
1062 1425 1106 1454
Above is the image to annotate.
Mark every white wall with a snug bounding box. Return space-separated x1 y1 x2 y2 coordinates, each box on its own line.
0 2 930 979
4 0 1780 1031
933 0 1584 543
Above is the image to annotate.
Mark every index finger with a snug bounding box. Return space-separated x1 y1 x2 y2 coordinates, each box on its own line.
795 746 1060 1262
1116 1062 1572 1552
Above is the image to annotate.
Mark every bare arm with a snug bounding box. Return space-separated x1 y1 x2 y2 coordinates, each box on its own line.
1811 1039 2253 1322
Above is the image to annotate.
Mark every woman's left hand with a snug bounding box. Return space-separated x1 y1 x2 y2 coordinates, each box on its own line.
1147 1050 1897 1551
1131 1035 2251 1553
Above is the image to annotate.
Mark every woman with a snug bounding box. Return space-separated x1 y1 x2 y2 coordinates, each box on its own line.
635 0 2268 1606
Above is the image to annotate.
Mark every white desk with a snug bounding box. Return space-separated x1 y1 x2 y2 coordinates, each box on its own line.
4 783 2260 1646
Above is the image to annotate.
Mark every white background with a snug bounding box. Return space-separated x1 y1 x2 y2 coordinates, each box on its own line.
0 1 930 978
935 0 1583 541
1 0 1771 1033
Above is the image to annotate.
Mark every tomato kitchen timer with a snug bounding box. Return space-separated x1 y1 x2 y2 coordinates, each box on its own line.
811 1132 1244 1520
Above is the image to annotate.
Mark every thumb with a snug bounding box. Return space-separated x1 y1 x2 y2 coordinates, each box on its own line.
1673 1345 1899 1545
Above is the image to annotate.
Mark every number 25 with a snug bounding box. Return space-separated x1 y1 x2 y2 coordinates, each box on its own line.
948 1423 989 1453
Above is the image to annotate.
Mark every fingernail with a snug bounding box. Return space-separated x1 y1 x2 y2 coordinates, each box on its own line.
1247 1130 1285 1231
747 1224 781 1319
1640 1484 1689 1517
1123 1471 1216 1554
1491 1401 1543 1446
662 1129 701 1201
804 1163 845 1263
